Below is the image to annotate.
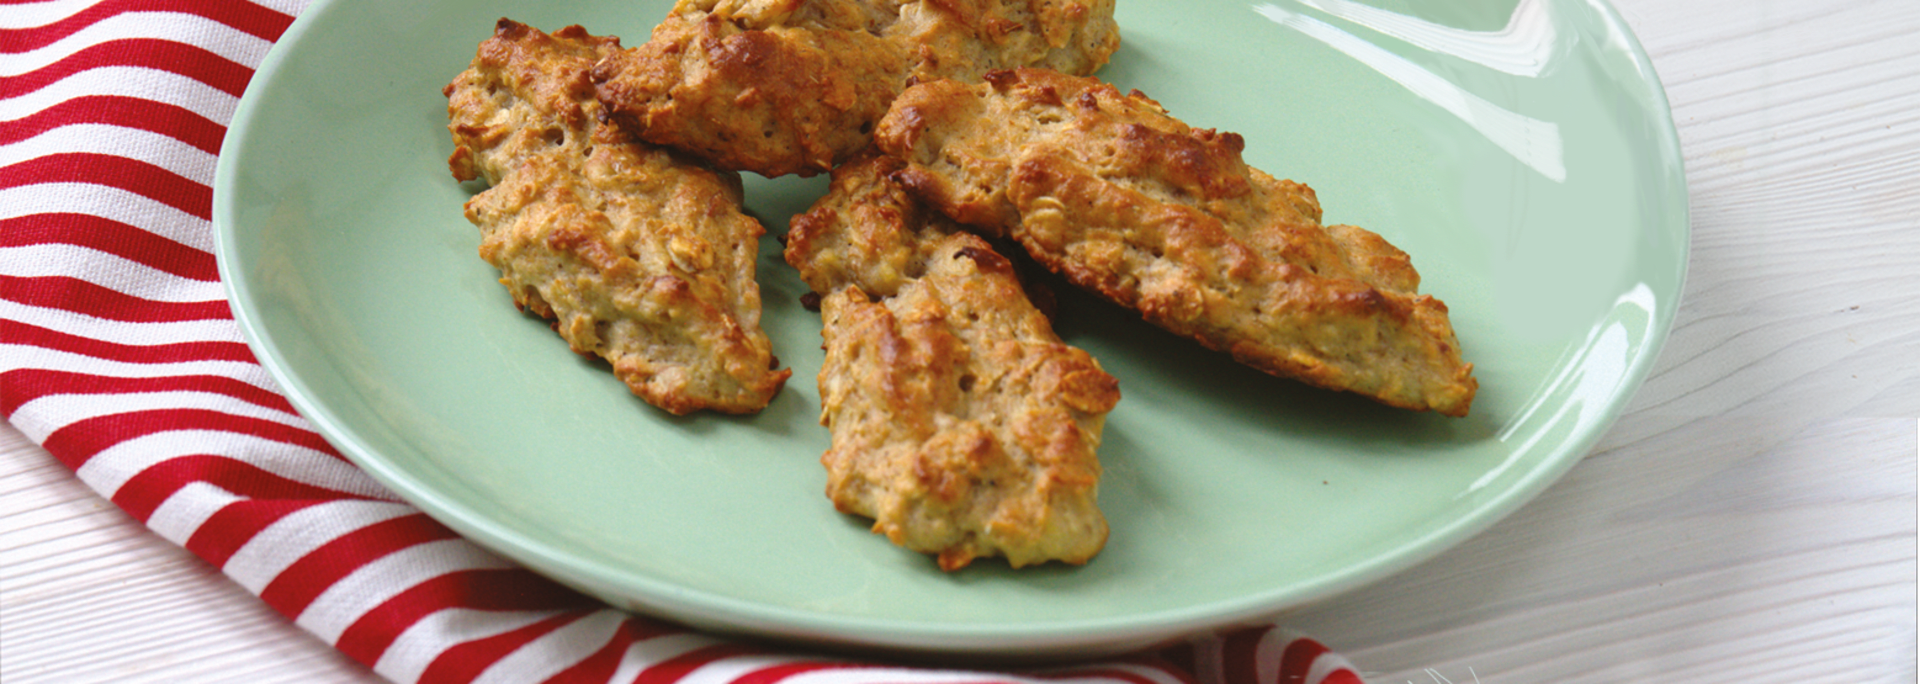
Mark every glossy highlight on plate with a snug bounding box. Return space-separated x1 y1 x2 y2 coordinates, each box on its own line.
213 0 1687 657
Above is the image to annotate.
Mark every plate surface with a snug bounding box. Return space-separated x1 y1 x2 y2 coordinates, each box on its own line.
214 0 1687 657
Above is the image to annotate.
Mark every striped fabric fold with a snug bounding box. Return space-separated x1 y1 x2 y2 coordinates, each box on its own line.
0 1 1368 682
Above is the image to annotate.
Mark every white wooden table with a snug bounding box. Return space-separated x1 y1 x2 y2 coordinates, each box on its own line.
4 0 1915 681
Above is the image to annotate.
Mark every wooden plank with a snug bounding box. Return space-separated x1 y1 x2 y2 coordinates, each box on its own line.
3 1 1917 682
1 425 375 683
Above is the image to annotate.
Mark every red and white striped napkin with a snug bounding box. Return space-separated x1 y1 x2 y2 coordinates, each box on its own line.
0 1 1368 682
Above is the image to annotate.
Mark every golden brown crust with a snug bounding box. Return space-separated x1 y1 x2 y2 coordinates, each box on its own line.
785 150 959 297
591 0 1120 177
446 19 789 415
590 7 908 179
875 68 1477 416
893 0 1120 82
788 152 1117 569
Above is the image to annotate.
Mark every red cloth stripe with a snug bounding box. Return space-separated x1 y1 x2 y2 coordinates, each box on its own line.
539 618 689 684
0 96 226 155
1157 641 1199 680
0 2 1371 680
0 153 212 220
185 497 330 567
111 453 368 522
419 611 594 684
732 662 897 684
334 568 600 668
631 643 767 684
0 213 220 282
38 407 340 471
0 0 294 51
1220 627 1266 684
1319 669 1363 684
1278 637 1330 684
0 368 298 416
0 275 232 322
258 512 462 619
0 318 256 366
0 38 253 98
1030 666 1179 684
1120 656 1202 684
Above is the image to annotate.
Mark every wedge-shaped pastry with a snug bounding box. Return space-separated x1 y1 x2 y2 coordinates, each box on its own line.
446 19 789 415
590 0 1120 178
875 68 1477 416
786 152 1119 570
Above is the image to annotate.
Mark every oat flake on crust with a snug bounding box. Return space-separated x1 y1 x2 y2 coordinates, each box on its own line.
446 19 788 415
590 0 1121 178
875 68 1478 416
788 151 1118 570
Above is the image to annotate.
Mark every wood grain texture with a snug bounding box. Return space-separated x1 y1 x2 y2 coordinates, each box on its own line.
1282 1 1920 680
1 426 376 683
3 0 1916 682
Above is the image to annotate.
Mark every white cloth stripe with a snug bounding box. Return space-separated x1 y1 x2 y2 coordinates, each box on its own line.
681 654 816 684
0 0 98 29
377 609 571 684
1080 663 1192 684
1026 663 1191 684
1254 628 1286 684
223 499 415 592
1304 654 1354 684
1 66 239 126
2 124 220 186
608 633 729 684
0 243 225 301
1188 637 1225 684
0 348 282 439
0 341 272 385
252 0 314 21
144 479 245 545
785 668 1058 684
470 609 631 684
0 299 243 347
1059 675 1176 684
0 185 214 253
1028 672 1169 684
0 13 274 77
295 538 518 644
0 4 1369 681
17 390 307 432
73 429 385 501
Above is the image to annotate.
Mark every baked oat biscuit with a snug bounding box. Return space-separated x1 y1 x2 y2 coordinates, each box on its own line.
787 152 1118 570
446 19 789 415
588 3 907 179
785 150 962 297
590 0 1120 178
891 0 1121 83
875 68 1478 416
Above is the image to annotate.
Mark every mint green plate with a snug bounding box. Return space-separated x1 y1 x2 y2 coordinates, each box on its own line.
215 0 1687 658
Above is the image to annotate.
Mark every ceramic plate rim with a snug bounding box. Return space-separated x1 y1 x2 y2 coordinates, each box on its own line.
213 0 1689 656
